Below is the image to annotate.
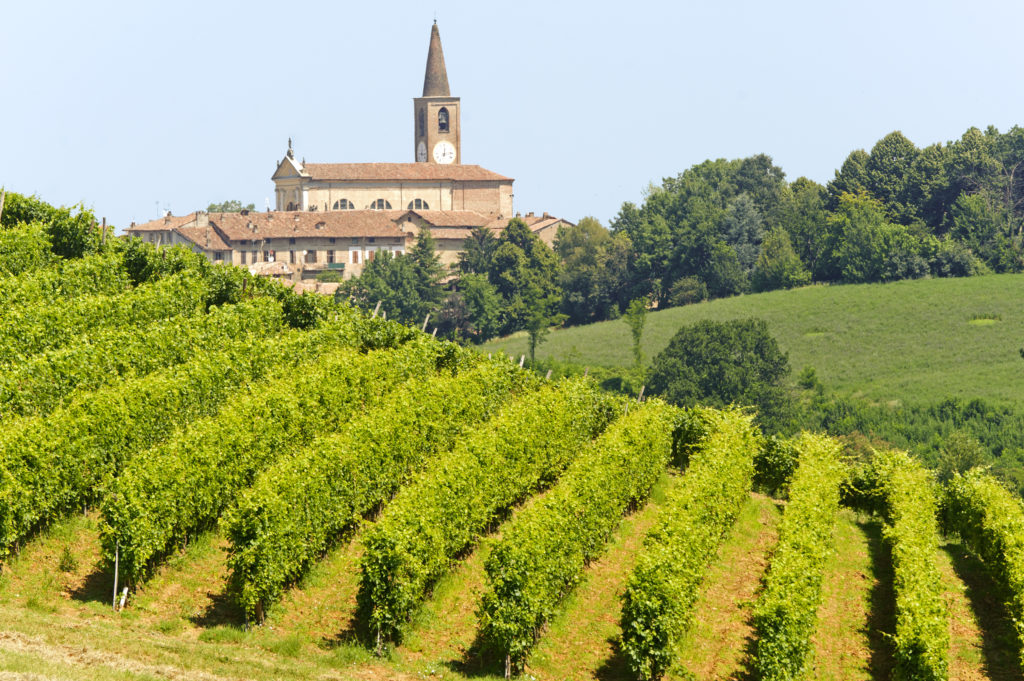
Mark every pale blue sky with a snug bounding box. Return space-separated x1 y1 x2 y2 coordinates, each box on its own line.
2 0 1022 230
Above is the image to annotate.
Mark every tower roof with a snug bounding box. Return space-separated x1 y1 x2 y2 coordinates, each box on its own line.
422 21 451 97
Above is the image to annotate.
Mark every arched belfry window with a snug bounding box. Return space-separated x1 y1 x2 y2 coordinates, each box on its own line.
438 107 449 133
418 109 425 137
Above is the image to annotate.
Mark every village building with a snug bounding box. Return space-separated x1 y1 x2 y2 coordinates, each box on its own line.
126 22 570 284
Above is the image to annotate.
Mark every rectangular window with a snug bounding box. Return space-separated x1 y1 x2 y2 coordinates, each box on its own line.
305 251 317 264
351 250 359 264
327 250 335 264
290 250 296 264
240 251 247 265
289 238 296 245
214 252 223 261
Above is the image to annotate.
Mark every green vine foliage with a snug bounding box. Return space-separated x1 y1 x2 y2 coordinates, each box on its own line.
0 298 285 420
0 320 358 560
873 449 949 681
0 250 129 309
478 400 681 672
101 337 452 584
0 223 55 277
357 378 619 645
223 359 535 621
943 469 1024 666
619 406 760 681
0 273 208 365
752 433 845 680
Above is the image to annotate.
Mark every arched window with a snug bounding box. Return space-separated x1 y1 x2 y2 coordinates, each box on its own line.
333 199 354 210
418 108 425 137
408 199 430 210
370 199 392 210
438 107 449 132
286 202 297 211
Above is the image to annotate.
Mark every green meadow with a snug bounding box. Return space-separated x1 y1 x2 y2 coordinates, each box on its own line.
482 273 1024 407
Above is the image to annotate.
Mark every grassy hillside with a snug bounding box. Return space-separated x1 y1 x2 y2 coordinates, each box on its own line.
482 274 1024 406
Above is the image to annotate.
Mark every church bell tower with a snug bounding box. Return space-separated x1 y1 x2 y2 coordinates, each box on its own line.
414 21 461 165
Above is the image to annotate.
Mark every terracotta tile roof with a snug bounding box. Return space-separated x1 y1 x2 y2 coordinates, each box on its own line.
301 163 511 182
127 215 193 232
403 210 492 227
210 211 406 240
175 225 231 251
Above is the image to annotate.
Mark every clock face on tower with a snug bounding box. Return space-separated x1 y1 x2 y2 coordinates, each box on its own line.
416 141 427 162
432 141 456 164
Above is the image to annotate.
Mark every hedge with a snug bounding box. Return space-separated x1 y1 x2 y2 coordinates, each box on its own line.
943 469 1024 666
101 337 458 585
619 407 760 681
223 359 533 621
357 378 618 646
752 433 845 680
873 449 949 681
478 400 680 673
0 223 55 277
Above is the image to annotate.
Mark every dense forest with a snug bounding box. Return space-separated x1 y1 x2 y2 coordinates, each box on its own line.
340 124 1024 344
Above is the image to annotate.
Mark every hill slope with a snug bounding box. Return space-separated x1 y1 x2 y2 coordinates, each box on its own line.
482 274 1024 406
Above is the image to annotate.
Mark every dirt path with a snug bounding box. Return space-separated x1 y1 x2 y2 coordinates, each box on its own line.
670 493 782 681
810 511 885 681
941 540 1023 681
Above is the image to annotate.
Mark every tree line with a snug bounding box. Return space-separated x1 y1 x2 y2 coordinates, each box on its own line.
341 124 1024 344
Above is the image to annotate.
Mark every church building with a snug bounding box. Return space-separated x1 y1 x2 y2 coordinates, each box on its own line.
127 22 569 285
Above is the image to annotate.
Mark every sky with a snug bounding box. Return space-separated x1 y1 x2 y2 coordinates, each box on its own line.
2 0 1023 232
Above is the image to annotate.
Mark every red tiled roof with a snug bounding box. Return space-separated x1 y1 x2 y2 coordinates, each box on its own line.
127 215 193 232
485 215 572 233
175 225 231 251
301 163 511 182
211 211 406 240
402 210 492 227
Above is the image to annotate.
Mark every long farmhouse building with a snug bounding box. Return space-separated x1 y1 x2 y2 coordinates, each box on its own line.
127 22 569 284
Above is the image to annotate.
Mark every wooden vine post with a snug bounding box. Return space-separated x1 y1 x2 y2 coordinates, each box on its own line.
0 187 5 223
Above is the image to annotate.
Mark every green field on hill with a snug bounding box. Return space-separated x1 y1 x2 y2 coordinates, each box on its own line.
482 274 1024 407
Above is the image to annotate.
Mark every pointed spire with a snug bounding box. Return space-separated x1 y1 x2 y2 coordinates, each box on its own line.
422 21 450 97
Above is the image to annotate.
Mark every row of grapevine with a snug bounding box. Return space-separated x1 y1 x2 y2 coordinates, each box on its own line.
0 249 128 309
357 378 619 646
0 320 360 558
0 222 54 277
943 469 1024 666
223 360 535 621
751 433 845 680
873 449 949 681
100 337 460 584
0 272 208 365
0 298 285 419
619 407 759 681
477 401 681 673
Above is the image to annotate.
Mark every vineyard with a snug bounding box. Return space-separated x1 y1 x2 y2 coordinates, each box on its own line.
3 205 1024 681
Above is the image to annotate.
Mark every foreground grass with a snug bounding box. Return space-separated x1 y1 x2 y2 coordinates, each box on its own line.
482 274 1024 406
